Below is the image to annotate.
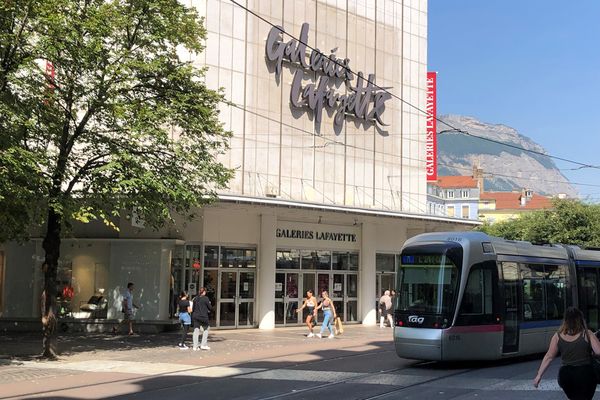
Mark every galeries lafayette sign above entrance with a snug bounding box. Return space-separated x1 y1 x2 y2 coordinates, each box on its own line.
265 23 392 135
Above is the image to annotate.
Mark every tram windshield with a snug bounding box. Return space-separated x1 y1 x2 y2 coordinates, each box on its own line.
398 246 462 315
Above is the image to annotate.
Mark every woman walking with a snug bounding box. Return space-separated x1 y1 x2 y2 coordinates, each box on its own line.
315 290 336 339
297 289 318 337
533 306 600 399
177 291 192 349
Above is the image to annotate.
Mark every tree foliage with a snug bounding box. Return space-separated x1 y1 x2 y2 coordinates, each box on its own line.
2 0 232 237
478 199 600 247
0 0 232 358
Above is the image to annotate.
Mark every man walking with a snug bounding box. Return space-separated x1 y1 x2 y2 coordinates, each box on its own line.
113 282 139 335
379 290 394 328
191 287 212 350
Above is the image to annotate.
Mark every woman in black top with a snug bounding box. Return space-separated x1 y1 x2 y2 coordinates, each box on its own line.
534 306 600 399
177 291 192 349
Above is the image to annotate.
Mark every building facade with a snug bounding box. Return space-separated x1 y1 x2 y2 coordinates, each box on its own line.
479 189 553 224
0 0 480 329
426 175 481 220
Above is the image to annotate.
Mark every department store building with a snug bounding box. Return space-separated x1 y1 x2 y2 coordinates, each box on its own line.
0 0 478 329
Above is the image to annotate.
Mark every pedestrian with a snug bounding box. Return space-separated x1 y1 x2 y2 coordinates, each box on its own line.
113 282 139 335
379 290 394 328
296 289 318 337
191 287 212 351
315 290 336 339
533 306 600 399
177 291 192 349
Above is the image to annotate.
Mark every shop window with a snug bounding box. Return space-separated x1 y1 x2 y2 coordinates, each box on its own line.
204 246 219 268
332 252 348 270
276 250 300 269
186 245 202 269
348 253 359 271
331 252 359 271
301 250 330 269
221 247 256 268
376 254 395 272
0 251 3 316
56 260 73 318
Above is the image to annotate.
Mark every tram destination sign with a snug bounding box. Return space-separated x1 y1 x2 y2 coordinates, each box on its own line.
265 23 392 135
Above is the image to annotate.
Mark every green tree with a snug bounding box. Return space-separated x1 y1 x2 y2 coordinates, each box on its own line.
0 0 232 358
478 199 600 247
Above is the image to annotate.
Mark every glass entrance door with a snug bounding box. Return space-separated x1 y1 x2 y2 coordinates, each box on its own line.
218 270 255 328
346 273 358 322
316 272 358 323
275 272 300 325
377 273 395 298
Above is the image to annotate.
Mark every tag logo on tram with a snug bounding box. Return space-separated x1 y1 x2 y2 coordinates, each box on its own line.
408 315 425 324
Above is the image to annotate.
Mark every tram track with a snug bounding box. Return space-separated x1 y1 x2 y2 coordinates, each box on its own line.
356 365 477 400
253 360 475 400
1 342 398 399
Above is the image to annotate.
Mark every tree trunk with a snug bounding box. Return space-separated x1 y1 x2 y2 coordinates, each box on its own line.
41 208 61 360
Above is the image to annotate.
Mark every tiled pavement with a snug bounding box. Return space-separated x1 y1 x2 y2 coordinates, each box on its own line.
0 326 575 399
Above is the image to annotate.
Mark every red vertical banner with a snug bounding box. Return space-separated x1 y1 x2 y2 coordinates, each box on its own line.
426 72 437 182
45 61 55 90
43 61 55 105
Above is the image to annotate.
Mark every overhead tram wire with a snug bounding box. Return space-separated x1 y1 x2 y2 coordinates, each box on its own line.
222 99 600 193
228 0 600 172
437 130 600 170
438 163 600 189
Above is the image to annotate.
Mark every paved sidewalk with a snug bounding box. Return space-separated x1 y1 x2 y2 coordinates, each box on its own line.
0 324 397 398
1 326 570 400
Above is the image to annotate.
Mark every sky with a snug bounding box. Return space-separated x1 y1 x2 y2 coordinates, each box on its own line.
428 0 600 201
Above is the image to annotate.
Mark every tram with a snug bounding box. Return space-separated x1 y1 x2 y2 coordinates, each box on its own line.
394 231 600 361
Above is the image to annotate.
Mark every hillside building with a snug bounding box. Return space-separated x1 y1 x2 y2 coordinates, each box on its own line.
479 189 553 224
426 175 481 220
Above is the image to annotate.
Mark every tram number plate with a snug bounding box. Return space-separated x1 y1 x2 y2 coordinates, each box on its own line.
449 334 461 341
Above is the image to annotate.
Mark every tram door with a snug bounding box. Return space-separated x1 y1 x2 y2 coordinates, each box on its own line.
502 262 520 353
577 268 599 331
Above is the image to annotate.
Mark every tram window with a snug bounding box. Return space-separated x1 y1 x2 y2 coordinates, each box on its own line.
545 265 566 320
456 265 495 325
522 263 546 321
578 267 599 331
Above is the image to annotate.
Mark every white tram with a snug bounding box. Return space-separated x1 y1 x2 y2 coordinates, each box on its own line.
394 231 600 361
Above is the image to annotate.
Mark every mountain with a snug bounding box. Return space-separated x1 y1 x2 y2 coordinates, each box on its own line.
436 115 578 197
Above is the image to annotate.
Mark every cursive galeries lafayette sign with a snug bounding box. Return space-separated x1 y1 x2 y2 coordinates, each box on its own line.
265 23 392 135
